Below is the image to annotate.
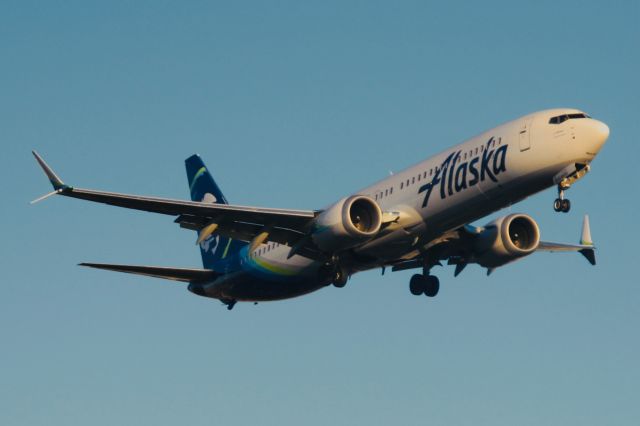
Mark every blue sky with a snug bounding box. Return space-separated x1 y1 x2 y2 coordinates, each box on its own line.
2 1 639 425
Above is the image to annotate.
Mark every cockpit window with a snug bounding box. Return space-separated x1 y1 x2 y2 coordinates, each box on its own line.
549 113 590 124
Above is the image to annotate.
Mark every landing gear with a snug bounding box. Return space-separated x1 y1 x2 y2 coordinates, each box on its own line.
553 198 571 213
552 164 592 213
224 299 237 310
332 266 348 288
409 275 424 295
409 274 440 297
553 185 571 213
424 275 440 297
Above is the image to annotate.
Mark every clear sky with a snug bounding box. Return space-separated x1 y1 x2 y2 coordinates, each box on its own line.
2 1 639 425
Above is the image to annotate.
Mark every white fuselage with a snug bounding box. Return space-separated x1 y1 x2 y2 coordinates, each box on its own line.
214 108 609 299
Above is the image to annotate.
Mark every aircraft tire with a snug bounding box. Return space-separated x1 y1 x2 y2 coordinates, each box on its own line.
409 274 425 295
553 199 563 212
333 268 348 288
424 275 440 297
561 199 571 213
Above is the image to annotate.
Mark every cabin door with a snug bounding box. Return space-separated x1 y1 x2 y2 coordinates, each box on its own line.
519 118 533 151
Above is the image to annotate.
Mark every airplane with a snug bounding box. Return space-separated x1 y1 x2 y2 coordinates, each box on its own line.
32 108 609 310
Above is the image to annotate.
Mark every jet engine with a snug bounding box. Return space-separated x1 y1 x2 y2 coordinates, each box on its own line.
312 195 383 252
473 214 540 268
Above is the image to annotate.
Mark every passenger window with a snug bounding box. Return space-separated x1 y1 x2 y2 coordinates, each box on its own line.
411 177 415 184
390 187 393 194
385 189 388 196
406 179 410 186
400 182 403 189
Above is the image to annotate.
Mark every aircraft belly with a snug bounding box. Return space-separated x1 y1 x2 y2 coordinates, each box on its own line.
202 252 327 302
210 270 326 302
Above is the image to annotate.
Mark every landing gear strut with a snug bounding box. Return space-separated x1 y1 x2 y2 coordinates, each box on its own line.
409 274 440 297
553 184 571 213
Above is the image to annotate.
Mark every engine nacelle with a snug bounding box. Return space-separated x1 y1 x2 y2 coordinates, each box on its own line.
312 195 383 252
474 214 540 268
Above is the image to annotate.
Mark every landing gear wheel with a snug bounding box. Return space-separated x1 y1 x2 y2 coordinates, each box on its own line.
424 275 440 298
553 198 563 212
409 274 424 295
561 198 571 213
409 274 440 297
332 268 348 288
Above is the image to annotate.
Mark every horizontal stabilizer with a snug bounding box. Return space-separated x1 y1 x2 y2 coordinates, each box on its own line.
79 263 219 283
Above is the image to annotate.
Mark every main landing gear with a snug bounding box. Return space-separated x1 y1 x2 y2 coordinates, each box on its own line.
322 258 349 288
409 274 440 297
222 298 237 310
332 266 348 288
553 184 571 213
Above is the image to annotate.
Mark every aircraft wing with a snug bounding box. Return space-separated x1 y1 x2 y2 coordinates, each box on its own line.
536 215 595 265
58 187 317 229
32 151 320 251
391 215 596 274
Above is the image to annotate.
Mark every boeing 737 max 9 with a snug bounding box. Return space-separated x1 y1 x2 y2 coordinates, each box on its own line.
32 108 609 310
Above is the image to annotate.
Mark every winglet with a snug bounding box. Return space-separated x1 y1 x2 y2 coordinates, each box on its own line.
579 215 596 265
580 215 593 246
32 150 66 190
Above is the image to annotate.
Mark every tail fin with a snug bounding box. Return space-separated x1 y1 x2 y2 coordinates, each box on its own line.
185 155 246 268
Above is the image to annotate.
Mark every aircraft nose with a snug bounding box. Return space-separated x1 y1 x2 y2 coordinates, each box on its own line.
594 120 610 143
588 119 610 152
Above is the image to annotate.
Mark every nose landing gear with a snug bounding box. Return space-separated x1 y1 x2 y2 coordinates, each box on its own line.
553 184 571 213
553 164 591 213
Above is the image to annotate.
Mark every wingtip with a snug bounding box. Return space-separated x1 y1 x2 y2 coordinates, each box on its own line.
579 248 596 266
32 150 65 190
580 214 593 246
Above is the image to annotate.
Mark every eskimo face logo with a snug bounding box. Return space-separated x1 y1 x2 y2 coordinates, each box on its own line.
418 137 508 209
200 234 220 254
201 192 217 203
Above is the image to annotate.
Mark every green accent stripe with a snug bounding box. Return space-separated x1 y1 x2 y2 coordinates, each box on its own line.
221 239 232 259
251 256 299 276
189 167 207 194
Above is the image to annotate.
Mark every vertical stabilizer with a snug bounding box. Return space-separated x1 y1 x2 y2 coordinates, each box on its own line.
185 155 246 268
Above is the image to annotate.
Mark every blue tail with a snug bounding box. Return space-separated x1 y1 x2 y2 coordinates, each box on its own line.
185 154 246 269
